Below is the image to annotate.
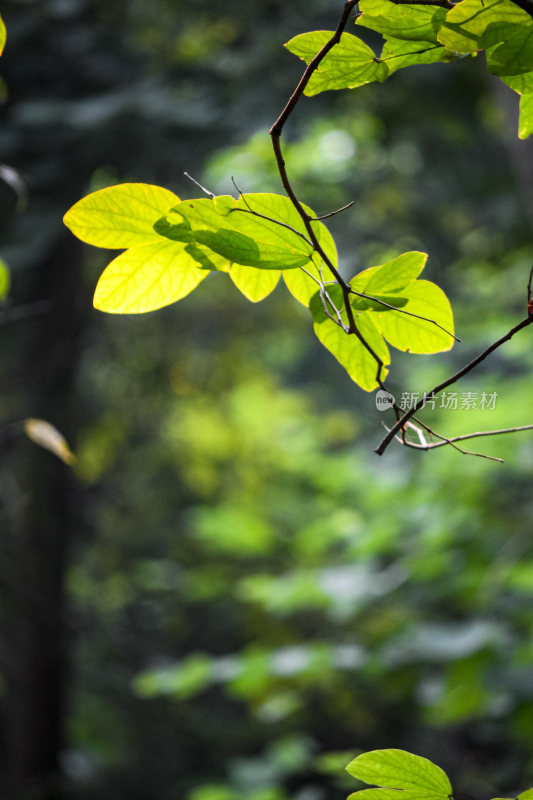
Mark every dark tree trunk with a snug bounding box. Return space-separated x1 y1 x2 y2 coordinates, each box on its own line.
1 232 85 800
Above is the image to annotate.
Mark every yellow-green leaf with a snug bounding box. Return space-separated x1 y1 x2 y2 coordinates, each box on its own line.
372 280 454 353
283 264 323 307
437 0 532 55
519 93 533 138
358 0 447 44
285 31 388 96
0 257 10 300
311 287 390 391
348 790 449 800
0 14 6 56
380 39 452 76
230 264 280 302
346 750 452 795
93 240 208 314
64 183 180 249
488 26 533 76
363 251 428 294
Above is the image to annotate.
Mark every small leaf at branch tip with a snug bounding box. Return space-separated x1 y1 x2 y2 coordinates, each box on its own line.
24 419 76 466
346 749 452 796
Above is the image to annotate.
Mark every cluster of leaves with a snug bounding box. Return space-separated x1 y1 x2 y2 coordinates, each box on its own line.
63 0 533 399
289 0 533 139
64 184 453 392
346 750 533 800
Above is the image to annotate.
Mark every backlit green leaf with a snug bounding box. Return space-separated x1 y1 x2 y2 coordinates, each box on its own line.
348 790 449 800
310 287 390 391
358 0 447 44
501 71 533 94
93 240 208 314
371 280 454 354
158 193 337 273
64 183 180 249
230 264 280 302
0 14 6 56
519 93 533 138
362 252 428 294
487 26 533 75
517 791 533 800
346 750 452 795
437 0 532 55
0 257 10 300
380 39 452 76
351 294 409 312
283 265 323 307
285 31 388 95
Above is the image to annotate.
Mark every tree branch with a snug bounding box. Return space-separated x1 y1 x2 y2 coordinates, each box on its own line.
375 314 533 455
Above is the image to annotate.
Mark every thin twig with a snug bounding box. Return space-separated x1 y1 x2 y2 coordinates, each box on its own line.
388 0 454 7
310 201 355 221
401 418 506 462
396 431 505 462
184 172 215 198
410 423 533 448
375 313 533 455
349 287 460 341
230 207 313 248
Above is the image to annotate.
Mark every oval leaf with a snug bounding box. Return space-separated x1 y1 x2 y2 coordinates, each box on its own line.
363 252 428 294
285 31 388 95
283 265 324 307
0 14 6 56
230 264 280 302
349 790 450 800
346 750 452 795
372 280 454 353
94 240 208 314
358 0 447 44
311 288 390 391
64 183 180 249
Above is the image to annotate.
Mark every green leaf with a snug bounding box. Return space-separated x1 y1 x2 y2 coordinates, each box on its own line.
487 26 533 75
346 750 452 795
93 240 208 314
519 93 533 138
310 287 390 391
230 264 280 302
64 183 180 249
158 193 337 274
517 791 533 800
348 791 449 800
437 0 532 55
0 14 6 56
501 71 533 94
358 0 448 44
362 252 428 294
0 257 10 300
380 39 452 76
285 31 388 96
283 265 323 307
369 279 454 354
352 294 409 312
